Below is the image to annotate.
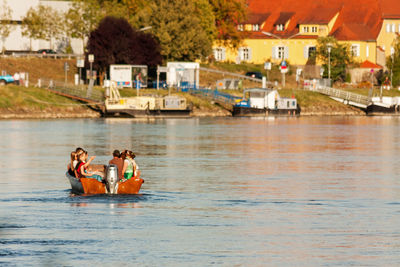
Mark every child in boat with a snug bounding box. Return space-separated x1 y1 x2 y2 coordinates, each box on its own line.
121 150 140 180
67 151 77 177
76 150 104 182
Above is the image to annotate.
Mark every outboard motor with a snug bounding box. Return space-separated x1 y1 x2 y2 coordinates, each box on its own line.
105 164 119 194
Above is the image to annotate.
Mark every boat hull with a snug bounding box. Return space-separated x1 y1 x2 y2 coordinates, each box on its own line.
105 108 191 118
65 172 144 195
366 104 400 115
232 106 300 117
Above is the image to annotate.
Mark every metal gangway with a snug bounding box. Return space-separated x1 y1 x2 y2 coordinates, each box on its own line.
199 67 275 87
178 84 242 109
309 85 370 109
34 79 105 113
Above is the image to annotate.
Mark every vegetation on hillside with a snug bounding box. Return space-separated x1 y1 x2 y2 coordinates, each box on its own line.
387 36 400 87
86 16 162 81
19 0 247 61
316 36 354 82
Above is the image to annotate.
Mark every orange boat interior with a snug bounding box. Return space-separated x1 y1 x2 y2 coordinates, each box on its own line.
80 177 144 195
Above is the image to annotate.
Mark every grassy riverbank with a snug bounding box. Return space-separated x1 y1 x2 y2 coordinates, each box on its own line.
0 84 99 119
1 57 399 118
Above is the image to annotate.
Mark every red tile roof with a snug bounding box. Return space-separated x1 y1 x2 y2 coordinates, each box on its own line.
360 60 383 68
298 7 339 24
245 13 271 24
274 12 295 25
246 0 400 41
332 23 376 41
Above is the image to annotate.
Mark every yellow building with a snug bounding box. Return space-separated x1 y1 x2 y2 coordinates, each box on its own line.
213 0 400 68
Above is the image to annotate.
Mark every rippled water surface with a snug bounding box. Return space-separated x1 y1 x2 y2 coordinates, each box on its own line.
1 117 400 266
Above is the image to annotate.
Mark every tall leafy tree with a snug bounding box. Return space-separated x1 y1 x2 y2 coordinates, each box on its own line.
0 0 13 54
65 0 103 52
316 36 353 82
22 7 46 51
387 36 400 87
210 0 247 49
149 0 212 61
22 5 63 50
86 16 162 81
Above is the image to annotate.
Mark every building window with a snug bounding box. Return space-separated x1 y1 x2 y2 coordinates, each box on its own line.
311 26 317 33
242 48 250 60
308 46 316 57
386 23 391 32
366 45 369 57
252 24 259 31
278 46 285 59
392 23 396 32
303 26 309 33
276 24 284 31
304 46 316 59
214 48 225 61
237 24 243 31
239 47 251 61
351 44 360 57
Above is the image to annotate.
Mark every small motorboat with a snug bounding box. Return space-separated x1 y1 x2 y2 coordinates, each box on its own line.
66 164 144 195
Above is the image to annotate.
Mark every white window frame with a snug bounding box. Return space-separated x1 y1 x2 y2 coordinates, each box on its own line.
252 24 259 31
214 47 226 61
392 23 396 32
386 23 391 32
278 46 287 59
276 24 284 31
239 47 252 61
242 47 250 61
351 44 360 57
303 26 309 33
237 24 244 31
366 45 369 57
311 26 317 33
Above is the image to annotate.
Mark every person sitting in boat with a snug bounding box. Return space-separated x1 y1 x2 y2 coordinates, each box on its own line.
76 150 104 182
67 151 77 177
109 149 124 180
121 150 140 180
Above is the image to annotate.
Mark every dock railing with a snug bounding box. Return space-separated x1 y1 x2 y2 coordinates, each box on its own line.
308 85 370 107
177 83 242 105
38 79 104 104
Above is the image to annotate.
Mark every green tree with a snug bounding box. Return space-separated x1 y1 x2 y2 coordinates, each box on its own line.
22 7 45 51
65 0 103 52
386 36 400 87
210 0 247 49
22 5 63 50
0 0 13 54
316 36 353 82
148 0 212 61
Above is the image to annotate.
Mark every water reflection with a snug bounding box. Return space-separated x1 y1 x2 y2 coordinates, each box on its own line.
0 117 400 265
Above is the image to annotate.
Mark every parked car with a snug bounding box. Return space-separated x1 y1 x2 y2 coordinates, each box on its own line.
37 49 57 55
245 71 263 79
0 75 15 85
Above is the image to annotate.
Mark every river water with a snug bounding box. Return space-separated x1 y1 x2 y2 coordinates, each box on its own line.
0 117 399 266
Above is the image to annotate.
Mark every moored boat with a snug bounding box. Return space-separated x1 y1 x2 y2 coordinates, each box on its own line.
105 82 192 118
232 88 300 117
66 164 144 195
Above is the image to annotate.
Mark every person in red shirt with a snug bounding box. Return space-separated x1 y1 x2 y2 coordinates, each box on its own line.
109 150 124 180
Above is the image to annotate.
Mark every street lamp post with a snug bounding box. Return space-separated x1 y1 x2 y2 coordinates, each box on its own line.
327 43 332 86
391 52 394 88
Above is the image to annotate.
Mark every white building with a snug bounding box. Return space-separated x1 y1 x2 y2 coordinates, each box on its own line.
2 0 83 54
